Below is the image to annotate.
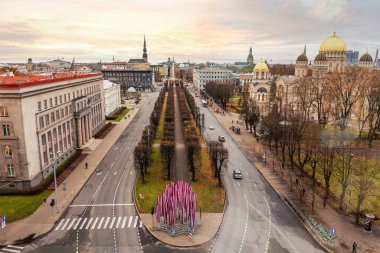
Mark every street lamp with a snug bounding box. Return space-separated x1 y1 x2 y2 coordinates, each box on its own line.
50 151 61 212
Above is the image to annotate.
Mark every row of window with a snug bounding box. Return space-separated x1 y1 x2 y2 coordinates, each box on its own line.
106 72 151 77
37 84 101 112
39 105 72 130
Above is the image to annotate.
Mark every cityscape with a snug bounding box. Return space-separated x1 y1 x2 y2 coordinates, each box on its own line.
0 1 380 253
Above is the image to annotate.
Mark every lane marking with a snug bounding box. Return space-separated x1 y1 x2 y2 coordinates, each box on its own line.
2 248 21 253
115 217 122 229
263 196 272 253
61 219 71 230
79 218 88 230
127 216 133 228
85 218 93 230
121 216 128 228
97 217 105 229
103 217 110 229
73 218 82 230
66 218 76 230
133 216 138 228
7 246 24 250
91 217 99 229
70 203 134 207
55 219 64 230
109 217 116 229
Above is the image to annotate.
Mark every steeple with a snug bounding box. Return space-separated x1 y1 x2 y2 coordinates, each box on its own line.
303 43 307 55
143 35 148 63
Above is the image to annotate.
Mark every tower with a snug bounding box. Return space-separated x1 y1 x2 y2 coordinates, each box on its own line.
247 47 254 65
143 35 148 63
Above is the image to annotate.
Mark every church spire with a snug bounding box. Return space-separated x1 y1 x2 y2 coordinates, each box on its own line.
143 35 148 63
303 43 307 55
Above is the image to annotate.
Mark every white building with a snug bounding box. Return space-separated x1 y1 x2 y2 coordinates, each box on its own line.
193 67 233 91
103 80 121 116
0 73 105 191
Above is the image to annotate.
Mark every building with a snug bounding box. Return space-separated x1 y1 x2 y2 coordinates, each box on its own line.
358 52 373 68
103 80 121 116
346 50 359 66
0 73 105 191
247 47 254 65
193 67 233 91
128 35 148 64
102 69 154 94
46 58 71 71
240 59 272 116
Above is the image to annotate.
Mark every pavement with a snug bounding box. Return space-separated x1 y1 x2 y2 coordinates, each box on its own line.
0 97 144 246
206 101 380 253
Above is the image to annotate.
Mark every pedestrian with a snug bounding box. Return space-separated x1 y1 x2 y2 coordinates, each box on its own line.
352 242 357 253
85 162 88 169
237 120 238 124
302 188 306 197
43 198 47 206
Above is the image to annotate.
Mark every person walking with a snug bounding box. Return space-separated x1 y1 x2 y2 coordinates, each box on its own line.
352 242 358 253
85 162 88 169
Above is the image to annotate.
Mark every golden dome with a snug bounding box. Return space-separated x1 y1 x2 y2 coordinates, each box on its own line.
319 32 347 52
254 59 269 71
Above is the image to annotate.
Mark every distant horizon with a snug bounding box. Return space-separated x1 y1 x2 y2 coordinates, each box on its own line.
1 1 379 65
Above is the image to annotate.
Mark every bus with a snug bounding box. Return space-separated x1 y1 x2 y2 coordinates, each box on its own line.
201 99 208 107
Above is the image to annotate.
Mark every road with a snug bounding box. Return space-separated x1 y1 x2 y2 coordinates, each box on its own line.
193 92 325 253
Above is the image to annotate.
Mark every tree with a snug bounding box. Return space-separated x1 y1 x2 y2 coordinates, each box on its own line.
134 144 150 183
216 146 229 187
262 108 282 153
161 140 175 180
352 155 380 225
208 141 223 178
185 135 200 182
336 147 355 211
297 122 321 177
205 81 234 110
317 145 337 208
247 102 261 134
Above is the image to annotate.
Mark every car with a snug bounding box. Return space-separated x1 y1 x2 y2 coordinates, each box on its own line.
233 170 243 179
218 136 225 142
209 125 215 130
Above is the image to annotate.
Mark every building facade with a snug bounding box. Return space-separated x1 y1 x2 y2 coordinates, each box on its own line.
193 67 233 91
102 69 155 94
103 80 121 116
0 73 104 191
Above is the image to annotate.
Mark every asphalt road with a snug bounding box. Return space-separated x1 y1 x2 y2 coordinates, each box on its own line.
193 92 325 253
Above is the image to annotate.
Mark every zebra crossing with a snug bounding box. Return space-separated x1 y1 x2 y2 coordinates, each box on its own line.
55 216 142 231
0 245 24 253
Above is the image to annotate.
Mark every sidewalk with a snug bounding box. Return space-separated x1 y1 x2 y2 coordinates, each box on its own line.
208 103 380 253
0 96 147 245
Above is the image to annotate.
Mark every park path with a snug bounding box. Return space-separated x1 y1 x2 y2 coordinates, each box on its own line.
173 86 188 182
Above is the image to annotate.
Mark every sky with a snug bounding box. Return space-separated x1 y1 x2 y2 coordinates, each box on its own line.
0 0 379 64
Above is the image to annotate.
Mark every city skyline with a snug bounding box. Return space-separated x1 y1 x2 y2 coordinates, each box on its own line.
0 0 379 64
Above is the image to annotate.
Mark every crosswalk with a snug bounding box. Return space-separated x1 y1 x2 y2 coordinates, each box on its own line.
0 245 24 253
55 216 142 231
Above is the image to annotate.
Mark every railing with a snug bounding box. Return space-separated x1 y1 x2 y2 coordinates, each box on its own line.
156 217 201 237
308 216 336 244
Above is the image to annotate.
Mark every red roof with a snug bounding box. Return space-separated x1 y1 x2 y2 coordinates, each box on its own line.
0 72 103 89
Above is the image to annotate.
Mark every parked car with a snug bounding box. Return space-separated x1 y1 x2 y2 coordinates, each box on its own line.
233 170 243 179
218 136 225 142
209 125 215 130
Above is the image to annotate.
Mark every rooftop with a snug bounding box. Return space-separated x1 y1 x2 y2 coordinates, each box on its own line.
0 72 102 89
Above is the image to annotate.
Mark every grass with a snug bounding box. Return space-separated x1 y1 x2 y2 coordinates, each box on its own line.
114 108 131 121
0 190 52 223
154 95 168 144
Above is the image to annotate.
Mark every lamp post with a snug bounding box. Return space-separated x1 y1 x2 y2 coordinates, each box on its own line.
50 151 61 213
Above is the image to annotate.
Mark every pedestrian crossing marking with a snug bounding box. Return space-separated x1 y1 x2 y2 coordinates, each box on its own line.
54 216 142 231
1 245 24 253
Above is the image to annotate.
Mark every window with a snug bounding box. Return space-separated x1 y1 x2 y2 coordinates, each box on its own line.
4 145 12 157
68 93 71 101
1 106 9 117
38 102 42 111
44 100 47 109
49 98 53 107
56 110 60 120
64 94 67 102
2 124 10 136
7 164 15 177
39 117 44 128
51 112 55 123
59 95 62 104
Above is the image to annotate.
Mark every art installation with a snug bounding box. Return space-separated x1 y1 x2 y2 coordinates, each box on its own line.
155 180 200 236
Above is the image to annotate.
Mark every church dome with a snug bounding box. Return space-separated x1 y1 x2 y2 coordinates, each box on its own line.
320 32 347 52
296 53 308 62
359 52 373 62
315 53 327 61
254 59 269 71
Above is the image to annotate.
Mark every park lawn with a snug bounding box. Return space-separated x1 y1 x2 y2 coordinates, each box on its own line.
115 108 131 121
191 147 225 213
136 147 168 213
154 95 168 144
0 190 52 223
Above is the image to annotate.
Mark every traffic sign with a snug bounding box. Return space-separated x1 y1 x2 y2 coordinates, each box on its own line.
3 215 6 221
331 228 336 234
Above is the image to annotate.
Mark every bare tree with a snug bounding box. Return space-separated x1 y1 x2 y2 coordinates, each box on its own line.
185 135 200 182
208 141 223 177
134 144 150 183
352 155 380 225
216 146 229 187
205 81 234 110
336 147 356 211
317 145 337 208
161 140 175 180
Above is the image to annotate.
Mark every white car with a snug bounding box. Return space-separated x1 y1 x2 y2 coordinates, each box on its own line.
209 125 215 130
233 170 243 179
